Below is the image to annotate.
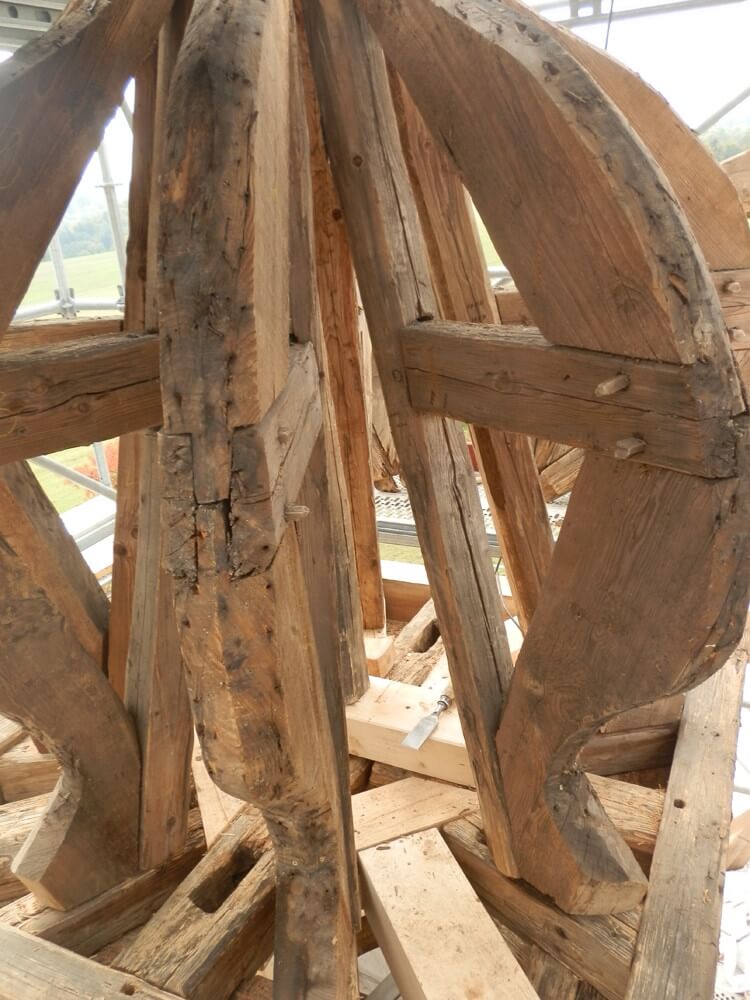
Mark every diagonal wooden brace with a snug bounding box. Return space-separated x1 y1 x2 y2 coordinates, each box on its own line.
230 342 323 576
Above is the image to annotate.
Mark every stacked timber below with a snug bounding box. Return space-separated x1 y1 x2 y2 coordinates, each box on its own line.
0 0 747 998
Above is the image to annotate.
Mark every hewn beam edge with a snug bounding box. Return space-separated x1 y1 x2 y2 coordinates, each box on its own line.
400 320 741 478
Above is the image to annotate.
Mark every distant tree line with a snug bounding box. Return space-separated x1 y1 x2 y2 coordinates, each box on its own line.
703 124 750 164
44 202 129 261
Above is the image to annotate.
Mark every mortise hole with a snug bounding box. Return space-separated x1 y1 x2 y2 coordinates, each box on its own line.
673 798 686 809
120 985 137 996
189 844 258 913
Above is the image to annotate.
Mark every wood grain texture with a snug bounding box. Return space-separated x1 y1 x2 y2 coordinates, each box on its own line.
496 451 750 913
116 810 275 1000
0 333 161 464
0 513 140 907
443 814 636 1000
625 630 749 1000
491 0 750 271
303 33 385 631
301 0 518 877
402 320 740 477
289 73 369 703
0 739 58 804
357 0 740 392
124 431 192 870
158 3 359 994
0 809 205 957
0 925 182 1000
0 795 49 905
389 75 552 630
0 0 173 334
360 828 538 999
0 461 108 668
108 42 159 699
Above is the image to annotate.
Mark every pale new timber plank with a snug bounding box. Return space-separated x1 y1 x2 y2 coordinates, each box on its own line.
347 674 671 807
0 739 58 803
352 777 475 851
626 634 749 1000
443 815 635 1000
0 716 24 756
0 925 182 1000
359 828 538 999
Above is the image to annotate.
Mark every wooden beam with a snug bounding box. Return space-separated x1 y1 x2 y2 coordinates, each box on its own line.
401 320 739 478
0 739 58 803
357 0 740 392
302 29 386 632
108 38 159 700
0 810 205 957
443 814 636 1000
0 462 108 668
0 0 173 333
723 149 750 216
0 534 140 907
290 34 369 705
1 318 123 351
625 630 749 999
359 828 538 999
496 451 750 914
0 795 49 905
389 75 553 632
124 431 193 870
159 2 359 993
116 810 275 1000
0 333 161 464
347 673 675 790
302 0 518 878
0 925 183 1000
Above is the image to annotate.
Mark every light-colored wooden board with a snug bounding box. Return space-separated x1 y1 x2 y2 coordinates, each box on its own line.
360 828 538 999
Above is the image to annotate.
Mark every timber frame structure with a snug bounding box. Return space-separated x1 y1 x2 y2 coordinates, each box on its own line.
0 0 749 997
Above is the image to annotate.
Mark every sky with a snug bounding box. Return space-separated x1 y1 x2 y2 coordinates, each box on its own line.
2 1 750 209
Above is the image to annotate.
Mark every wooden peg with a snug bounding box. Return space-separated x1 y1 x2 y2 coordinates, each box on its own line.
730 327 749 343
724 280 743 294
285 504 311 521
614 436 645 460
594 373 630 397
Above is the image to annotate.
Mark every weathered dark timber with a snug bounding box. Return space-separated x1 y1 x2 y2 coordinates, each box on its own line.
158 0 358 994
0 0 173 334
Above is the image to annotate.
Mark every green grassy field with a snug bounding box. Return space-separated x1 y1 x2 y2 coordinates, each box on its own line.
22 250 122 308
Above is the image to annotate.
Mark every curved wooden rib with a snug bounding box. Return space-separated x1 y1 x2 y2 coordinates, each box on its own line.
358 0 750 912
159 1 358 993
495 0 750 271
358 0 739 382
0 466 139 910
0 0 173 335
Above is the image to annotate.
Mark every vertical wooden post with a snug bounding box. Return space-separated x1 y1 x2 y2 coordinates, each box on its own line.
114 0 196 865
303 55 386 632
389 76 553 631
158 0 359 993
300 0 518 876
